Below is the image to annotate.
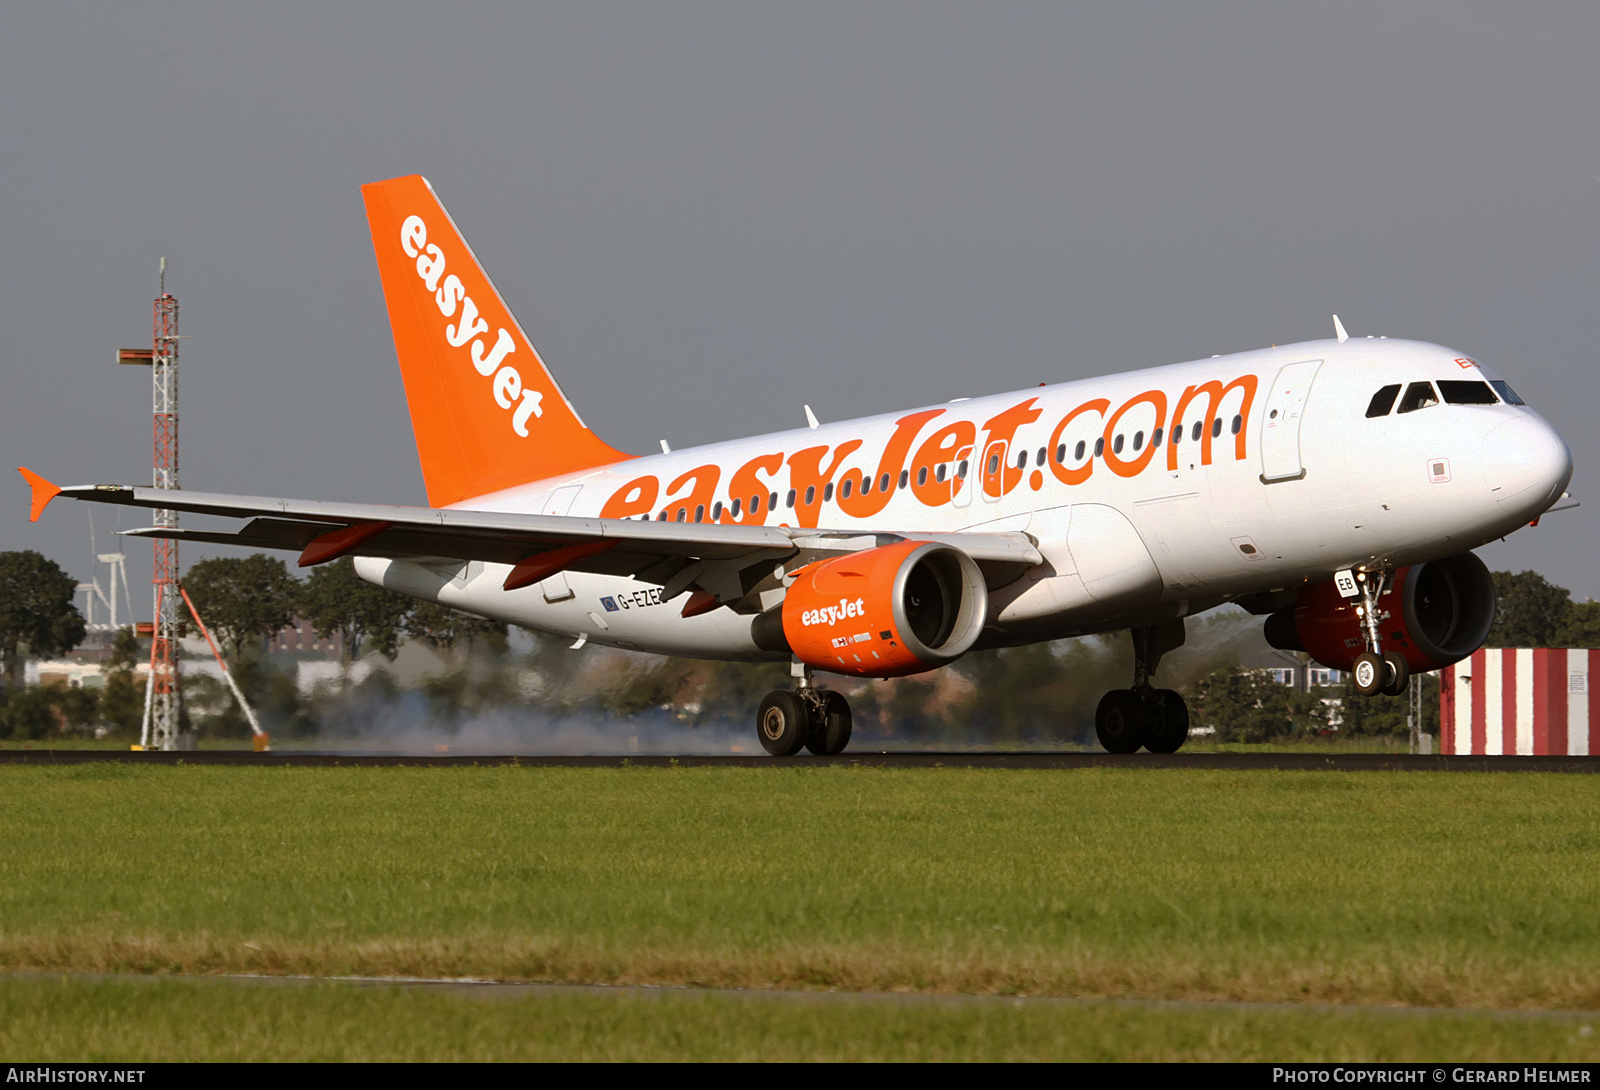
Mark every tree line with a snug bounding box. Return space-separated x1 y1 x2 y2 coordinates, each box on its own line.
0 546 1595 745
181 554 505 667
0 551 503 742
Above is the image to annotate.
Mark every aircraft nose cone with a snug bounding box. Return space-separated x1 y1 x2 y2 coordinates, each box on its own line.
1481 414 1573 516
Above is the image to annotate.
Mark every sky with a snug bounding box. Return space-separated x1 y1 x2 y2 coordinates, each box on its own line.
1 2 1596 613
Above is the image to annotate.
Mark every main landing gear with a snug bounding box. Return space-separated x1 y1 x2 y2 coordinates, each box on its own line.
756 661 853 757
1348 568 1410 697
1095 620 1191 754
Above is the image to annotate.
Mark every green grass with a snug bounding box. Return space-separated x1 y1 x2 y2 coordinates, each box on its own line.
0 765 1597 1012
2 976 1595 1062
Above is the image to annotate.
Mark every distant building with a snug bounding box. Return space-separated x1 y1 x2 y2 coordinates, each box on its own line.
265 617 343 659
1241 649 1342 692
26 659 133 689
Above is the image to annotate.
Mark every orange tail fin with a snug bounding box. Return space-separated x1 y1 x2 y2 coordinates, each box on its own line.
361 175 632 507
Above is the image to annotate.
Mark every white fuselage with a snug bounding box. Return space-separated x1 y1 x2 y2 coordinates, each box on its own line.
358 336 1572 661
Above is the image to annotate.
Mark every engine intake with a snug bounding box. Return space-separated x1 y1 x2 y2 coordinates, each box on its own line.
774 541 987 677
1266 551 1497 674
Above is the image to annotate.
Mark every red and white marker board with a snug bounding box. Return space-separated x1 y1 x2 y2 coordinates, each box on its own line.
1440 649 1598 755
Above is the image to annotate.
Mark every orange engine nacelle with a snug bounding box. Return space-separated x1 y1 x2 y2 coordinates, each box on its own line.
1265 551 1497 675
778 541 988 678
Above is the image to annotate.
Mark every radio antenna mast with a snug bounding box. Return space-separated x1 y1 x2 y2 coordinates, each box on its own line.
119 257 185 750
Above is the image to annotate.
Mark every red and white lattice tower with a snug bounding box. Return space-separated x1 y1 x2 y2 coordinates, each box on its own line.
147 262 182 748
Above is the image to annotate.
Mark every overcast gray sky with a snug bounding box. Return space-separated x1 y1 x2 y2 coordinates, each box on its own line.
2 2 1596 609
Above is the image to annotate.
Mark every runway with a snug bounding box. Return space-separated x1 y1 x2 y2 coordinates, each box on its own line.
6 971 1595 1021
1 749 1596 772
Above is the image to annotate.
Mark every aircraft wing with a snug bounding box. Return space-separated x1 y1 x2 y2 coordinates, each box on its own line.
22 474 1041 601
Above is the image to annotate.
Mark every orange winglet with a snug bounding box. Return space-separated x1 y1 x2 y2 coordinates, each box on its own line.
18 467 62 523
297 522 393 567
680 589 721 619
503 540 617 591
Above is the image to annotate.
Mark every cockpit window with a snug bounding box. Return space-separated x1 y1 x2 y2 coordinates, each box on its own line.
1396 381 1439 414
1366 384 1401 417
1490 380 1526 406
1437 380 1499 405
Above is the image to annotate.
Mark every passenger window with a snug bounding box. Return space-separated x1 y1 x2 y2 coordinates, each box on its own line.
786 489 797 509
840 478 853 499
1113 434 1125 454
694 505 705 523
1132 431 1144 451
1231 415 1242 435
917 467 928 486
1191 421 1202 442
1366 384 1401 417
1396 381 1439 414
957 460 969 479
1035 447 1046 467
1490 380 1525 406
823 482 834 502
1211 418 1222 439
936 464 947 483
1074 440 1086 461
1152 428 1163 447
805 485 816 505
1094 438 1105 457
769 492 779 512
880 473 892 492
731 498 742 518
987 453 1000 475
711 502 722 521
1437 380 1498 405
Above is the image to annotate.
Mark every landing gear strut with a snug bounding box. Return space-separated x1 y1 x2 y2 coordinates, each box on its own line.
756 660 853 757
1094 620 1191 754
1350 569 1409 697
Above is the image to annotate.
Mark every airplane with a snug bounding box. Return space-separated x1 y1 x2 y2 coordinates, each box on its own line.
20 174 1575 755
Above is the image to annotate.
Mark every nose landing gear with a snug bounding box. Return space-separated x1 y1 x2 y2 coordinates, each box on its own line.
1349 569 1410 697
756 661 854 756
1094 620 1191 754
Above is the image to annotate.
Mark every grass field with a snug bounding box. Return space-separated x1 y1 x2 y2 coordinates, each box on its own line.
2 977 1595 1062
1 763 1596 1058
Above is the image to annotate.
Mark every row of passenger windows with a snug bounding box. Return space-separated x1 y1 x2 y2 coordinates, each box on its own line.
1365 379 1523 418
648 413 1247 522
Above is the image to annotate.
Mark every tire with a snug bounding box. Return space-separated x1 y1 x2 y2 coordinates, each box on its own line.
757 690 809 756
1380 651 1411 697
1352 652 1384 696
804 690 853 756
1095 689 1148 754
1144 689 1190 753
